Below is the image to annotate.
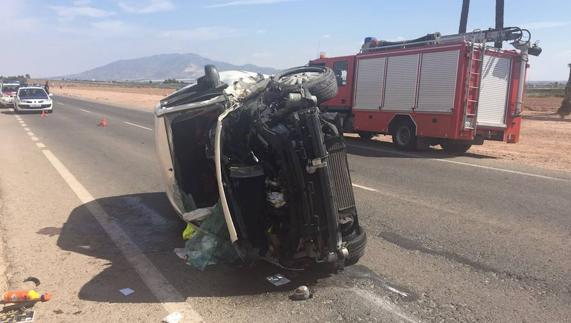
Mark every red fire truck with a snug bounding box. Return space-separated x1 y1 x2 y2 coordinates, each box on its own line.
310 27 541 153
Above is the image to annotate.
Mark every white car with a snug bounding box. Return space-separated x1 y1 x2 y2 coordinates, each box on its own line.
0 83 20 107
14 87 53 113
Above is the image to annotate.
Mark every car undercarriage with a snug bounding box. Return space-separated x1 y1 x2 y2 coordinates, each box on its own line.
155 65 366 270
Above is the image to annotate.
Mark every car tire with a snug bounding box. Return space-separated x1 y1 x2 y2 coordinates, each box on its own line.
392 121 417 150
357 131 374 140
277 66 338 104
441 141 472 154
344 226 366 266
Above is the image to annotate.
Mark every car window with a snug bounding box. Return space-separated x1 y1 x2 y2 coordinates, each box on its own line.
333 61 348 86
2 85 18 93
309 62 326 67
18 89 48 100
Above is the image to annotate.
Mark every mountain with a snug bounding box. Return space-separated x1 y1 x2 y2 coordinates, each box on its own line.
62 53 278 81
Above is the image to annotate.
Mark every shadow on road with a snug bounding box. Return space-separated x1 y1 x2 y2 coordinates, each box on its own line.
55 192 333 304
345 137 497 160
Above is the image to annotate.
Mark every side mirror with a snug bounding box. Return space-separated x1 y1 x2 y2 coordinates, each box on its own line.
49 93 53 97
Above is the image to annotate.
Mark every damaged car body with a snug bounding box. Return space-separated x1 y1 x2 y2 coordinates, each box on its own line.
155 65 366 270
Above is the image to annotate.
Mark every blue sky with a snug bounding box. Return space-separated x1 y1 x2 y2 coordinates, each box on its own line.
1 0 570 80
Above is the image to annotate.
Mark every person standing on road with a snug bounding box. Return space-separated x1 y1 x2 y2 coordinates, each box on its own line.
44 81 50 94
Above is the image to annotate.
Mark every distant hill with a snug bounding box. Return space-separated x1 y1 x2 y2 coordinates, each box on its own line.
61 53 278 81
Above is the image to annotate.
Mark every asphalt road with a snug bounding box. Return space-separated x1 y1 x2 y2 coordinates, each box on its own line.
1 96 570 322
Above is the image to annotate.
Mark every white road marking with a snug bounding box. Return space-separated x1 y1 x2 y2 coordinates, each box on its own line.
36 142 46 149
351 288 418 323
26 131 34 136
30 137 39 141
124 121 153 131
352 183 380 192
348 143 569 182
80 108 92 113
40 149 202 322
121 196 169 226
385 285 409 298
24 127 30 131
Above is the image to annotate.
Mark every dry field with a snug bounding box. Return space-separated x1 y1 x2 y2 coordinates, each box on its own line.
51 82 570 172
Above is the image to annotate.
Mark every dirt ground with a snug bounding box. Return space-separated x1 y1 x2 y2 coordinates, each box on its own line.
50 82 172 111
51 83 570 172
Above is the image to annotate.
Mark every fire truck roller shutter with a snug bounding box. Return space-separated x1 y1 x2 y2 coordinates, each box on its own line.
354 57 386 110
383 54 420 111
416 50 460 112
477 54 511 127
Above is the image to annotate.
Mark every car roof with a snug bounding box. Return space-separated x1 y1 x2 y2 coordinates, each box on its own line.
1 83 20 86
18 86 45 90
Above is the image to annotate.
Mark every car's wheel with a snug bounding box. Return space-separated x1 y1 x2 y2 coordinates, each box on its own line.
344 226 366 266
441 141 472 154
392 121 417 150
357 131 375 140
277 66 338 104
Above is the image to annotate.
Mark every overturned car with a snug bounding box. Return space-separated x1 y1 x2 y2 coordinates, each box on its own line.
154 65 366 270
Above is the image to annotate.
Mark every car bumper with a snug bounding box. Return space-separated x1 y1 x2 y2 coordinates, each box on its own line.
16 104 53 111
1 98 14 105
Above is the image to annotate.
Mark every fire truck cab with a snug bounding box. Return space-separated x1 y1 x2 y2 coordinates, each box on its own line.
310 27 541 153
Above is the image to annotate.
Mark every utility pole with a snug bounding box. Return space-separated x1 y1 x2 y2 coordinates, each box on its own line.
558 64 571 118
459 0 470 34
495 0 504 48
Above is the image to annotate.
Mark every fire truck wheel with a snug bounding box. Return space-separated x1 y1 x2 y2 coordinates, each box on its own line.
392 122 417 150
357 131 374 140
441 141 472 154
277 66 338 104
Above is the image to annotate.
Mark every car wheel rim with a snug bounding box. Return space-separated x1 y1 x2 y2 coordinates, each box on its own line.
279 72 320 86
397 127 411 146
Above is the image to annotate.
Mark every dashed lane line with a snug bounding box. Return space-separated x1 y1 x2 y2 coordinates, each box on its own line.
124 121 153 131
352 183 380 192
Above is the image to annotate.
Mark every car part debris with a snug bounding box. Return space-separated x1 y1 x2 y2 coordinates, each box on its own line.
162 311 183 323
289 285 312 301
22 278 40 288
266 274 290 287
0 306 35 323
118 288 134 296
173 248 187 260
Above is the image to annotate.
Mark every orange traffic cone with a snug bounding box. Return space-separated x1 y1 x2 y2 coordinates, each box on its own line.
40 111 47 118
98 118 108 127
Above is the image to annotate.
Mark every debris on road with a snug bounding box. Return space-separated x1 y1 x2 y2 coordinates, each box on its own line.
182 207 213 223
173 248 187 260
1 290 51 304
162 311 183 323
181 223 197 240
40 111 47 118
22 278 40 288
266 274 290 287
184 202 238 271
118 288 134 296
0 306 35 323
289 285 312 301
97 118 108 127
